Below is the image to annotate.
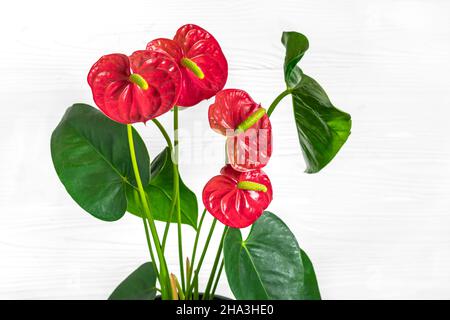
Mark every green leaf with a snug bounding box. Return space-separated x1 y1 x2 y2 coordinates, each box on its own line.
109 262 157 300
223 211 321 300
281 31 351 173
299 249 321 299
291 74 352 173
127 147 198 229
51 104 150 221
282 31 309 89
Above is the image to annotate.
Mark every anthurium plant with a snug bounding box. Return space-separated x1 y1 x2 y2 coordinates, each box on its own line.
51 24 351 300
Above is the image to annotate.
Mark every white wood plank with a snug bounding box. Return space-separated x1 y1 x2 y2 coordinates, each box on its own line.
0 0 449 299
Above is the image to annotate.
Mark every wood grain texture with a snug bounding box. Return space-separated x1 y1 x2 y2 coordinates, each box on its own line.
1 0 450 299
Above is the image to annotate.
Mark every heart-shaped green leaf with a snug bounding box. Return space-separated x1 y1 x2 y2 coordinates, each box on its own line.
291 74 352 173
51 104 149 221
127 147 198 229
109 262 157 300
223 211 321 300
281 31 351 173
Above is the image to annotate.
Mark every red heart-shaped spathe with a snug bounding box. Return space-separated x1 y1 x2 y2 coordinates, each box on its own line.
87 50 181 124
202 165 273 228
208 89 272 172
147 24 228 107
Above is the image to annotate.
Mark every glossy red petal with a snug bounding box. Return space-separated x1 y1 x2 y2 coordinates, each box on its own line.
87 54 129 87
146 38 183 61
87 51 181 124
147 24 228 107
147 38 205 106
209 89 273 171
87 54 130 118
208 89 260 135
130 50 181 119
175 24 227 106
202 165 273 228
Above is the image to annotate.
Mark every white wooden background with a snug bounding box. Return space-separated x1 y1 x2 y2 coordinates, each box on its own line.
1 0 449 299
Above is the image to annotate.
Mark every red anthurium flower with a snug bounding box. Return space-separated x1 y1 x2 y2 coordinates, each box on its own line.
208 89 272 172
202 165 273 228
146 24 228 107
87 50 181 124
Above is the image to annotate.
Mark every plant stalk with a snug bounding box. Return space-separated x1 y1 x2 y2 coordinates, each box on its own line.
203 226 228 299
186 218 218 298
151 119 178 252
173 106 186 292
187 208 207 285
266 89 291 117
210 258 224 298
134 190 160 282
127 124 170 299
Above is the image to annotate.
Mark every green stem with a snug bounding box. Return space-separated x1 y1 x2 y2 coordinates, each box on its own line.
203 226 228 300
210 258 224 298
151 119 178 252
187 209 207 285
186 218 218 298
161 188 178 251
266 89 291 117
194 278 199 300
151 118 173 150
133 190 160 282
173 106 186 292
127 124 170 299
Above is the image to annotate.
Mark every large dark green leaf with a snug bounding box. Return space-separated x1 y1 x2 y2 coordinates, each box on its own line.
51 104 150 221
109 262 157 300
127 147 198 229
281 31 352 173
223 211 321 300
291 74 352 173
